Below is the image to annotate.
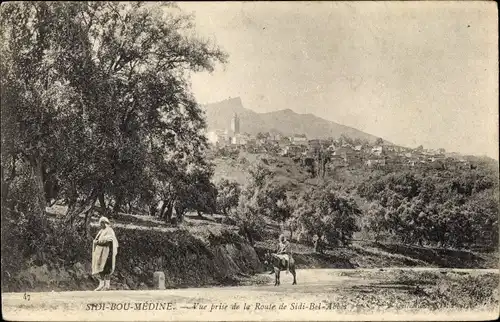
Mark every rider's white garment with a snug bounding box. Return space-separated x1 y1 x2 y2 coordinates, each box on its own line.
276 254 289 261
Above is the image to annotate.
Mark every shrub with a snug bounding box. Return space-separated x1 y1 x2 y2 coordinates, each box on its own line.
231 189 267 246
357 169 499 249
216 179 241 215
294 187 361 246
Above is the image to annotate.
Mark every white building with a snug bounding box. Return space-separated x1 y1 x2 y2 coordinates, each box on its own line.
292 134 308 145
372 146 384 156
231 133 249 145
206 129 230 146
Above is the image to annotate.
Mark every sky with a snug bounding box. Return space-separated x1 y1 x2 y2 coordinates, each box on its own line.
176 2 498 159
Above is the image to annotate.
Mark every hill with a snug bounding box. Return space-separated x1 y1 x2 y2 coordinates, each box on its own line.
202 97 382 142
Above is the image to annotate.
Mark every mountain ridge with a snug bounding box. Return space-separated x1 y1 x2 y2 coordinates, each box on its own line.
202 97 383 143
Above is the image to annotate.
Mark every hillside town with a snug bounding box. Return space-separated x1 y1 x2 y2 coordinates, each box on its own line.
207 113 474 171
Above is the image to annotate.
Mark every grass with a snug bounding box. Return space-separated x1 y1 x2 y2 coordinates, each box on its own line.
372 242 494 268
392 271 499 310
212 152 311 191
326 270 499 312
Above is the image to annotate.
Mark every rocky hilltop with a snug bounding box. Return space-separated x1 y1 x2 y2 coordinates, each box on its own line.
202 97 381 142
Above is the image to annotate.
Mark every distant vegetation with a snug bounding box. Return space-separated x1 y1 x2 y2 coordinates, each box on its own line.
357 168 498 249
212 153 499 251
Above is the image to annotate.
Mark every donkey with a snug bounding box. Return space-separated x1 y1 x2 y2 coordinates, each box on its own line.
263 251 297 286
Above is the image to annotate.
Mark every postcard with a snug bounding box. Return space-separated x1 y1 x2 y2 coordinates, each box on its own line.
1 1 498 321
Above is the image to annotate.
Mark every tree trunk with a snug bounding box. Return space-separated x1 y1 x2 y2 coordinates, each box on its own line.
65 189 98 226
197 210 203 218
164 201 174 222
1 163 9 208
244 227 254 246
113 194 123 216
30 157 46 216
150 201 159 217
175 205 185 223
99 193 106 210
65 198 77 225
159 201 168 219
83 206 94 240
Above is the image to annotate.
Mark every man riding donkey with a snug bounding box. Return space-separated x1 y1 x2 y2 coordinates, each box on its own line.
264 233 297 286
276 234 292 273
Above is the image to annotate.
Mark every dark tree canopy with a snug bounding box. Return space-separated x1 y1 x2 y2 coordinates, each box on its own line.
1 2 227 227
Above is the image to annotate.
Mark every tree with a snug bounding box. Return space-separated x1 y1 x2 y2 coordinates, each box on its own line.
247 162 275 190
295 187 361 246
374 138 384 145
257 183 293 224
462 190 498 249
1 2 227 232
303 157 316 177
362 202 388 242
229 160 286 245
256 132 266 140
150 152 216 223
175 165 218 220
356 167 499 249
216 179 241 215
231 189 266 246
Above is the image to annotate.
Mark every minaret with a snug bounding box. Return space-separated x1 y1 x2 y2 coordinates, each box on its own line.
231 113 240 134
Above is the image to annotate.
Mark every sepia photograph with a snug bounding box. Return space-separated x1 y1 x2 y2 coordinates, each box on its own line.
1 1 498 321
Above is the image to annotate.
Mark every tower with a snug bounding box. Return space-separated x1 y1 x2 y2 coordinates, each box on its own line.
231 113 240 134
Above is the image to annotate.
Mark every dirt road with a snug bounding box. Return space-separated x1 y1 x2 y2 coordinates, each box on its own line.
3 269 498 321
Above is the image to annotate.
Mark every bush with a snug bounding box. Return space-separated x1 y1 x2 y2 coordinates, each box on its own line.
216 179 241 215
294 187 361 246
231 190 267 246
1 208 89 291
427 274 499 309
357 169 499 249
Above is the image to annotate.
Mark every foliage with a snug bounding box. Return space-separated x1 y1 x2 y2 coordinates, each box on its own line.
339 134 371 147
1 1 227 233
393 271 499 310
293 185 361 246
229 161 277 245
213 147 240 159
231 190 267 246
256 132 270 140
360 202 389 242
247 162 275 190
1 208 87 289
357 168 499 248
216 179 241 215
174 164 218 219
